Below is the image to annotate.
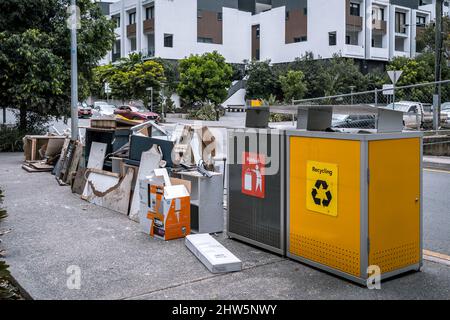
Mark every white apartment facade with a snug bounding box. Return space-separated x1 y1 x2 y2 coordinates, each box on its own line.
102 0 440 66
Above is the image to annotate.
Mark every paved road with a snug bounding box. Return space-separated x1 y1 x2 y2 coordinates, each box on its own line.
0 153 450 299
423 169 450 256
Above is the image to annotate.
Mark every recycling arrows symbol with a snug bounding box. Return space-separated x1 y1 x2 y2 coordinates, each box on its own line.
311 180 332 207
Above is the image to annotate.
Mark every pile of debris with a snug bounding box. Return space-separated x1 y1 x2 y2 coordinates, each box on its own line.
21 116 241 274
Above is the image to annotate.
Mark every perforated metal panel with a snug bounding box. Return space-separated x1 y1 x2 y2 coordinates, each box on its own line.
290 234 360 276
227 129 285 253
370 242 420 273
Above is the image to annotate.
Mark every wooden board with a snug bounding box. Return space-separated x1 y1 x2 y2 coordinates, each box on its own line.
66 141 83 184
87 142 107 170
71 168 87 195
128 146 162 222
81 169 134 215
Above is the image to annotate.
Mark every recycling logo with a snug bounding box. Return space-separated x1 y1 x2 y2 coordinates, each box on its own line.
311 180 332 207
306 161 338 217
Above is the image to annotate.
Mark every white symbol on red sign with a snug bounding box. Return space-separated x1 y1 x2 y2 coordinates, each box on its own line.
241 152 265 198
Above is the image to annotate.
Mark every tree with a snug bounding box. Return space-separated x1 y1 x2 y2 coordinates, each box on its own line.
278 70 307 102
387 52 450 102
416 16 450 55
92 54 165 107
177 51 233 106
0 0 115 131
245 60 280 100
288 52 368 99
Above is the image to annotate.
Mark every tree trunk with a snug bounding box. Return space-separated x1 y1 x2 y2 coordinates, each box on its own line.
19 105 27 131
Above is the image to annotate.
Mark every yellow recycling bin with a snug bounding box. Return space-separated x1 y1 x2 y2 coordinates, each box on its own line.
287 130 423 285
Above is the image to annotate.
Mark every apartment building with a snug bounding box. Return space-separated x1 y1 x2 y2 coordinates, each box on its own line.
103 0 438 66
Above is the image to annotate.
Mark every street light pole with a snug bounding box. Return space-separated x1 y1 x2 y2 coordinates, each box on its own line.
70 0 79 140
151 87 154 113
434 0 443 130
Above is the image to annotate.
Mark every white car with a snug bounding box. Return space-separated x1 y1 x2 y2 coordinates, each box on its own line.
442 102 450 123
92 104 117 117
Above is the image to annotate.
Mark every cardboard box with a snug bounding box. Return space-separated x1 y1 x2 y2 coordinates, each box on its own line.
185 234 242 273
139 172 191 241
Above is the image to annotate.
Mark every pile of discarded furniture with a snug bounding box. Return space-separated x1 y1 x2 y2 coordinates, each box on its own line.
22 116 241 273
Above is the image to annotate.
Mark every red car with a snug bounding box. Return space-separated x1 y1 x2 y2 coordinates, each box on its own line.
114 105 160 122
77 103 92 118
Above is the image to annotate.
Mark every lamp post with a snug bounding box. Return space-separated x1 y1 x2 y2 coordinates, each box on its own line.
146 87 153 112
434 0 444 130
69 1 79 140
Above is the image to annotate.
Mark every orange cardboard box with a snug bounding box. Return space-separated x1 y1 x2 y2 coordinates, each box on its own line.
139 175 191 241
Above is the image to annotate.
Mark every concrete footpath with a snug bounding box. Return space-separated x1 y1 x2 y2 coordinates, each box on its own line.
424 156 450 171
1 153 450 300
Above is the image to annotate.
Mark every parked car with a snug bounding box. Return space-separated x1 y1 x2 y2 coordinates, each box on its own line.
114 105 160 122
77 102 92 118
92 104 117 118
385 101 448 129
442 102 450 123
332 114 376 129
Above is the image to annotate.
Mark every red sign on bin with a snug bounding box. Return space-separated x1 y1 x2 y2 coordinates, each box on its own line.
241 152 265 199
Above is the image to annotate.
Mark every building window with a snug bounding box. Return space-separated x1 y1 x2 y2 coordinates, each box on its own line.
372 7 385 21
395 12 406 33
164 34 173 47
286 11 290 20
294 36 307 42
350 2 360 16
197 9 202 18
255 49 260 60
146 6 154 20
198 37 213 43
416 15 426 27
113 16 120 28
113 40 120 54
130 37 136 52
129 12 136 25
329 31 337 46
256 26 260 38
303 7 307 16
217 12 222 21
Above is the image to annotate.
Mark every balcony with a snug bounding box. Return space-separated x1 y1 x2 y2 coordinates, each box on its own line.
343 44 365 58
346 15 363 31
370 47 389 61
143 18 155 34
372 19 387 34
127 23 136 38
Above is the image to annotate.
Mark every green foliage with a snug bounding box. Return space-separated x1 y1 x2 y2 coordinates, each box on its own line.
92 54 166 106
248 53 368 101
387 52 450 102
188 103 220 121
245 60 280 100
178 51 233 106
0 0 115 130
0 115 47 152
416 16 450 54
278 70 307 102
291 53 368 97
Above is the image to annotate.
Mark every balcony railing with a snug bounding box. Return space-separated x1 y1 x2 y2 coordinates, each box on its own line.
346 15 363 31
127 23 136 37
143 18 155 33
372 19 387 33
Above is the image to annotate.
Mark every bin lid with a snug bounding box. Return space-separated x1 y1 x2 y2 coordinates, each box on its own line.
266 104 404 133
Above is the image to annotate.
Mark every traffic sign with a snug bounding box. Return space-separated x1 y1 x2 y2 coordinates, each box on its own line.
387 70 403 84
